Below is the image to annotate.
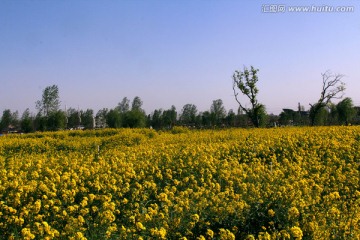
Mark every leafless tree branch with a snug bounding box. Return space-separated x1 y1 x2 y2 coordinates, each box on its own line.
318 70 345 105
232 75 248 114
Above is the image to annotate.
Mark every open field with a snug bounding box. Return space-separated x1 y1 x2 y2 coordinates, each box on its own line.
0 127 359 239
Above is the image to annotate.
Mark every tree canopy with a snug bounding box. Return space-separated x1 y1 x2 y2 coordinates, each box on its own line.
232 66 267 127
36 85 61 117
1 69 359 133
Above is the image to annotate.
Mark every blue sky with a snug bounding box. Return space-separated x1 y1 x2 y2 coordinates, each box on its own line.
1 0 359 116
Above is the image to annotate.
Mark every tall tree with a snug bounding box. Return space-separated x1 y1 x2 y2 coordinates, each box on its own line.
151 109 164 129
210 99 226 126
180 104 197 126
123 110 146 128
0 109 18 131
36 85 61 116
163 105 177 128
66 108 79 129
47 110 67 131
131 96 143 111
20 108 34 133
96 108 108 128
309 71 345 126
121 96 146 128
116 97 130 114
201 111 212 128
336 97 356 125
81 109 95 129
226 109 236 127
328 103 339 125
232 66 267 127
34 114 48 131
106 109 122 128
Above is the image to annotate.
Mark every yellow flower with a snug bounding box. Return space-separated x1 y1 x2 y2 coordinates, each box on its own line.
290 226 303 239
136 222 146 231
206 229 214 238
21 228 35 240
268 209 275 217
288 206 300 219
191 213 200 222
34 200 42 213
279 230 290 239
245 235 255 240
74 232 87 240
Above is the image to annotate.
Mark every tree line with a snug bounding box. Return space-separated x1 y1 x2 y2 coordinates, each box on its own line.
1 67 359 133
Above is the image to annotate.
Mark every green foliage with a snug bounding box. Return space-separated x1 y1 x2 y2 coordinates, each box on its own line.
131 96 143 111
36 85 60 116
66 108 81 129
47 110 67 131
180 104 198 126
248 104 267 127
336 97 356 125
106 109 122 128
232 66 267 127
162 106 177 128
81 109 95 129
151 109 164 129
116 97 130 113
34 114 48 131
123 110 146 128
20 109 34 133
309 71 346 126
210 99 226 126
309 103 328 126
0 109 18 131
96 108 109 128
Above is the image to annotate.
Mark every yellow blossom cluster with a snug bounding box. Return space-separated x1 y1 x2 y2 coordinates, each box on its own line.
0 127 359 239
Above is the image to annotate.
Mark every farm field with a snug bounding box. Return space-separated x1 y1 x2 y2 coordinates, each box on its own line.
0 127 359 239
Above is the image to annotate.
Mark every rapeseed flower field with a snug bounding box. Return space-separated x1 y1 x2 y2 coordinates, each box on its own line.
0 127 359 239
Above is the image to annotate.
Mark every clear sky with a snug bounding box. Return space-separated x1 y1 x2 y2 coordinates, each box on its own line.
1 0 359 116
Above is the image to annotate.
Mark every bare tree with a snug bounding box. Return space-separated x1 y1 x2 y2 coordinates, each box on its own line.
309 71 345 126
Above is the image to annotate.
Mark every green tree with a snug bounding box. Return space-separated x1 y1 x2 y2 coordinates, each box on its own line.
116 97 130 114
47 110 67 131
20 108 34 133
124 110 146 128
131 96 143 111
336 97 356 125
81 109 95 129
226 109 236 127
151 109 164 129
66 108 80 129
309 71 345 126
106 109 122 128
163 106 177 129
210 99 226 126
200 111 211 128
96 108 108 128
309 105 329 126
36 85 61 116
34 114 48 131
0 109 19 131
232 66 267 127
180 104 197 126
279 109 301 126
328 103 338 125
121 96 146 128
